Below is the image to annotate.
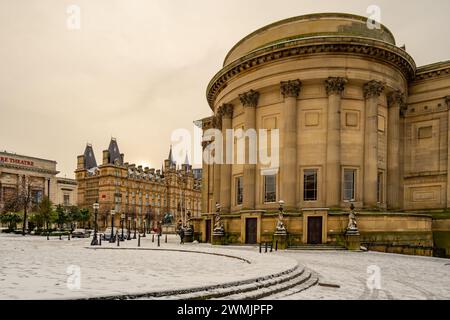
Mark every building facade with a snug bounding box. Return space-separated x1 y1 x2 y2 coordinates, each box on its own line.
0 151 77 213
75 139 202 231
198 13 450 256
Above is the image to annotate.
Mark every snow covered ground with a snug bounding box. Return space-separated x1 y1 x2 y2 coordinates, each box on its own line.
1 233 449 300
0 234 296 299
225 245 450 300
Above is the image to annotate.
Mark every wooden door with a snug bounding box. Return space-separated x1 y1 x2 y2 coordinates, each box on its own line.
205 220 211 243
245 218 258 244
307 217 323 245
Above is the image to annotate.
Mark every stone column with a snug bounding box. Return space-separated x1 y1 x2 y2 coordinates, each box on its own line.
212 115 222 209
446 96 450 208
387 91 404 210
218 104 234 213
280 80 301 210
363 81 384 208
239 90 259 210
325 77 347 207
201 141 210 213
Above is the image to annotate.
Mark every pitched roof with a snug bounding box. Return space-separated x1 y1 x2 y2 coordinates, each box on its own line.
108 138 123 165
83 144 97 169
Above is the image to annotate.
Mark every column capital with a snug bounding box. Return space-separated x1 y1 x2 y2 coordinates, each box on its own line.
212 115 222 130
363 80 385 99
280 79 302 98
217 103 234 119
239 90 260 108
387 90 405 107
325 77 347 96
445 96 450 109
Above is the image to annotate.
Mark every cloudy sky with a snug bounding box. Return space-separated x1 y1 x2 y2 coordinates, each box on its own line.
0 0 449 178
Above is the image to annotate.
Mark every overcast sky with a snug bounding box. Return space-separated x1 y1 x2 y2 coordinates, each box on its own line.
0 0 449 178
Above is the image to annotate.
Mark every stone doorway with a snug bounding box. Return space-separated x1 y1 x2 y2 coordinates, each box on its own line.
307 216 323 245
245 218 258 244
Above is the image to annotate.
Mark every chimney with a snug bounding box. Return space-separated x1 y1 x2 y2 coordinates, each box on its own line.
102 150 109 165
77 155 85 169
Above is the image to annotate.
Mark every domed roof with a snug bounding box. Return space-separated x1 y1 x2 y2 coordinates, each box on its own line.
224 13 396 66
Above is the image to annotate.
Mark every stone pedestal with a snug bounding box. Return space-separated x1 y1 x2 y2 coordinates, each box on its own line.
345 232 361 251
184 229 194 243
274 232 288 250
212 232 225 245
162 224 177 234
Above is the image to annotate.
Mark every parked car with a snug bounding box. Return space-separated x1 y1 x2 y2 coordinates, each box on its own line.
72 229 90 238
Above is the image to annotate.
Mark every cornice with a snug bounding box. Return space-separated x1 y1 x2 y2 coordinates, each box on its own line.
207 36 416 109
0 163 59 176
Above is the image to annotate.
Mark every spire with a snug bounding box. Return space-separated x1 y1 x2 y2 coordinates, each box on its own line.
184 153 190 166
83 143 97 169
108 137 123 165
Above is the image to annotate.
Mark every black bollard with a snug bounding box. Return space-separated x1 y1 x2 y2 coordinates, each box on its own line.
99 235 102 246
152 234 155 243
138 234 141 247
265 242 268 253
270 242 273 252
117 234 120 247
68 233 71 241
259 243 262 254
59 234 62 240
47 232 49 240
165 234 167 243
157 235 160 247
275 240 278 251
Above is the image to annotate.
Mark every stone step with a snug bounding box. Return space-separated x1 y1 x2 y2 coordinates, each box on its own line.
260 272 320 300
222 270 316 300
288 245 347 251
161 265 306 300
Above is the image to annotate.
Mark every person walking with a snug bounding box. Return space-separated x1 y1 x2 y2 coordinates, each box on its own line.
179 227 185 245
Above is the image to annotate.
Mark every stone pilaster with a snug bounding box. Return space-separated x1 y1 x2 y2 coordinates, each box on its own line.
325 77 347 207
387 90 404 210
363 80 385 208
446 96 450 208
218 104 234 213
239 90 259 210
280 80 301 209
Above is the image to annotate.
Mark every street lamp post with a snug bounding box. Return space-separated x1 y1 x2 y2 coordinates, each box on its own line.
133 217 137 239
110 209 116 243
127 216 131 240
120 213 125 241
91 202 100 246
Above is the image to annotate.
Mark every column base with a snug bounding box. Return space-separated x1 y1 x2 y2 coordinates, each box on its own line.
274 233 288 250
345 232 361 251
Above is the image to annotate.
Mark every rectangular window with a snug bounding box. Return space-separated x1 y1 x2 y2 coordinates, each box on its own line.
377 172 384 203
304 170 318 201
264 175 277 203
63 194 70 206
236 176 243 205
343 169 356 201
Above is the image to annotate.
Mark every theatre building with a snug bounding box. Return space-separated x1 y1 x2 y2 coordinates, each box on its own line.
197 13 450 257
75 139 202 231
0 151 77 212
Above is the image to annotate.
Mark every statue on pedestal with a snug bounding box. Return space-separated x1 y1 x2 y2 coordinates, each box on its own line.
346 203 359 235
275 200 287 234
213 203 224 235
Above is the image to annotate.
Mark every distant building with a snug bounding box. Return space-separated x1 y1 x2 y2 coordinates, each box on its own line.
0 151 77 212
75 138 202 231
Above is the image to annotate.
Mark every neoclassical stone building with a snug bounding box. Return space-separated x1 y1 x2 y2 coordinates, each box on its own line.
197 13 450 256
75 139 202 231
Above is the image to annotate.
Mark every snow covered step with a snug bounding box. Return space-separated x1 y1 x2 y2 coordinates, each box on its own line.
223 269 316 300
155 265 305 300
288 245 346 251
261 271 319 300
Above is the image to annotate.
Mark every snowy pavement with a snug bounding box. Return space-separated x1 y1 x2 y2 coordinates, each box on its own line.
223 246 450 300
1 233 449 300
0 234 297 300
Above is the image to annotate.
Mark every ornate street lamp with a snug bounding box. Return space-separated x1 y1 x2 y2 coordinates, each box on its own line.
127 216 131 240
120 213 125 241
91 202 100 246
110 209 116 243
